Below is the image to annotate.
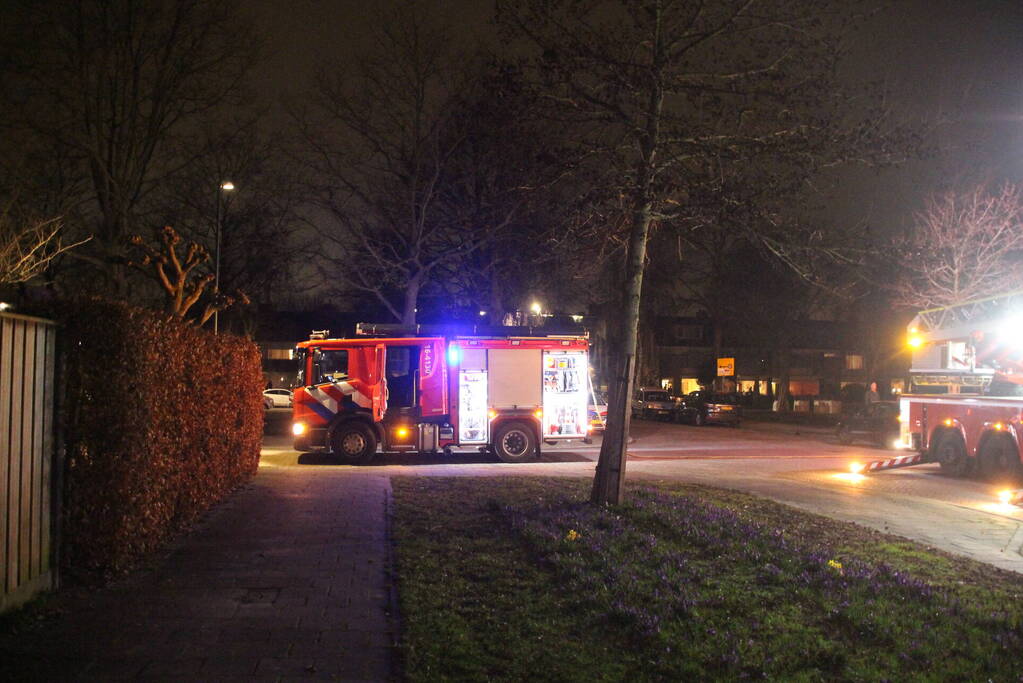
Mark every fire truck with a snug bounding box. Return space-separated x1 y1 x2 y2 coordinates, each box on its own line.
897 292 1023 478
290 324 592 464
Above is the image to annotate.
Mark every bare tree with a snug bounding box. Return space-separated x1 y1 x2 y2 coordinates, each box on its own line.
893 184 1023 319
0 211 89 285
298 1 487 326
158 123 314 328
428 65 589 320
498 0 898 504
129 226 247 325
1 0 259 295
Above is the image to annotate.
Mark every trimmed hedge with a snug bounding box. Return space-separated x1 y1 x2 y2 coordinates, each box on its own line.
57 299 263 579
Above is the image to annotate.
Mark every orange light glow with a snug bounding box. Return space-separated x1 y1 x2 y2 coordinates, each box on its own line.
943 418 953 427
292 422 306 436
488 409 497 420
396 426 410 439
907 335 923 348
999 490 1014 505
534 409 543 419
849 462 865 474
994 422 1004 431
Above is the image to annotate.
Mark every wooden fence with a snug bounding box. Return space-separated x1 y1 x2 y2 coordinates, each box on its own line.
1 312 58 613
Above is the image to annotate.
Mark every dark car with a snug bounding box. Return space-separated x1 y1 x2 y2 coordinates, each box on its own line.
678 391 741 427
835 401 900 448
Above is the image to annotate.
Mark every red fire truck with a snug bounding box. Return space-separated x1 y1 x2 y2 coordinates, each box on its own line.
290 325 592 464
898 293 1023 478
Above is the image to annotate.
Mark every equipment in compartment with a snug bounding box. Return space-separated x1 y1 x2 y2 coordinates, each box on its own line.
542 350 588 436
459 369 488 442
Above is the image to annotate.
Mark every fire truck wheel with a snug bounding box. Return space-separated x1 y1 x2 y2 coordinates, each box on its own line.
934 434 970 477
979 436 1018 480
494 421 538 463
330 422 378 465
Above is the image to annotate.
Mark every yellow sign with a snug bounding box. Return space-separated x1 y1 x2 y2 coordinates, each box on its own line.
717 357 735 376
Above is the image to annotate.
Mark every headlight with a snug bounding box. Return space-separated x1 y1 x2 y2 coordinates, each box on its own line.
292 422 307 436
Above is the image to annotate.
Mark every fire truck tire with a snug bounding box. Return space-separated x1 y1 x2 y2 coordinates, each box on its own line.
934 433 970 477
979 436 1018 480
493 421 538 463
330 422 378 465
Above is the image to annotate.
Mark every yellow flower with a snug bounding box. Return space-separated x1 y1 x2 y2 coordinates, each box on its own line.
827 559 843 572
566 529 580 542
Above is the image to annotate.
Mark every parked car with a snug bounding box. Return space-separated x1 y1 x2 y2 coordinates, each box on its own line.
835 401 900 448
678 391 741 427
263 388 293 408
632 387 677 421
588 391 608 432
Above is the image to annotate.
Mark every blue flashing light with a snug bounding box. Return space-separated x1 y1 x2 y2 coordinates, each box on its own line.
447 344 461 365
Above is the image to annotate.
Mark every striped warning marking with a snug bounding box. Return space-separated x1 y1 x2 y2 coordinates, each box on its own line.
860 453 924 473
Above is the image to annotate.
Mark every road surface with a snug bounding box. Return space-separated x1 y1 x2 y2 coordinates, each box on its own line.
262 411 1023 573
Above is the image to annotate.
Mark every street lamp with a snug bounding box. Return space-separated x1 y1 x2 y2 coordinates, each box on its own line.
214 181 235 334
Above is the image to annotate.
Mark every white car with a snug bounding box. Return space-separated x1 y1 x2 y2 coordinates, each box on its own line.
263 388 293 408
588 391 608 432
631 387 677 421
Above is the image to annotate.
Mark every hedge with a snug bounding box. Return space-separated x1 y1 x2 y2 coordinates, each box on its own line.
56 299 263 580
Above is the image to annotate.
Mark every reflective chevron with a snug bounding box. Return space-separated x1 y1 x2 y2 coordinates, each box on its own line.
864 453 924 473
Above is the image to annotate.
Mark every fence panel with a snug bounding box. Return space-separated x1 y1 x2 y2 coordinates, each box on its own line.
1 312 57 613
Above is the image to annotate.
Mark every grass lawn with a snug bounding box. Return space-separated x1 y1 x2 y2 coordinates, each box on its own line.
392 476 1023 682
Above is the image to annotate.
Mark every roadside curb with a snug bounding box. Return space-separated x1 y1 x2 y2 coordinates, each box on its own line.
742 419 834 437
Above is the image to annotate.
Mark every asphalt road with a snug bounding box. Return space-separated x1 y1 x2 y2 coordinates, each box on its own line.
261 411 1023 573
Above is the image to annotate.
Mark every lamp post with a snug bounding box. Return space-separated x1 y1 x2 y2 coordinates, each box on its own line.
214 181 235 334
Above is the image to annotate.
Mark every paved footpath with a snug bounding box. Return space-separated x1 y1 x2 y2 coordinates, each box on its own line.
0 469 395 682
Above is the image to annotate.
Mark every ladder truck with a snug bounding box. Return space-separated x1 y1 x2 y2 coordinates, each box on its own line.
897 292 1023 478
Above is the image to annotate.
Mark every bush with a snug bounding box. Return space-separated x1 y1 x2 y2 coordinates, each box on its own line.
57 299 262 580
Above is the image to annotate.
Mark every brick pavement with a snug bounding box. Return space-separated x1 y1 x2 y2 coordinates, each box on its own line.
0 468 396 682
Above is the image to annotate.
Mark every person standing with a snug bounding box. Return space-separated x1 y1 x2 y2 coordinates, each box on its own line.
865 381 880 405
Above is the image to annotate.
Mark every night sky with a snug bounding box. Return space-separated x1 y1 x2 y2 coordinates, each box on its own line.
245 0 1023 236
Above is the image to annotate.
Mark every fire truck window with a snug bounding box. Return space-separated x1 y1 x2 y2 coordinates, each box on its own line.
294 348 306 388
314 349 348 384
386 346 418 408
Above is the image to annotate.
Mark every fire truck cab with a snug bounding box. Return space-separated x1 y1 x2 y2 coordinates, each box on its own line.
290 325 592 464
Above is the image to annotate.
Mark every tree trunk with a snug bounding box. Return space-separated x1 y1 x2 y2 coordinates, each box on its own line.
401 273 422 327
591 201 653 505
712 319 724 392
637 317 658 386
774 346 793 412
